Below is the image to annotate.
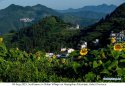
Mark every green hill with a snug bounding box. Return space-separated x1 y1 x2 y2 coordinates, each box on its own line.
10 16 80 52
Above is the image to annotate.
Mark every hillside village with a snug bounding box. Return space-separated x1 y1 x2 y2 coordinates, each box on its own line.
45 30 125 59
45 37 98 58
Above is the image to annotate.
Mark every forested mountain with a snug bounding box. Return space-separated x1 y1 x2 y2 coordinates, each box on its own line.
58 4 116 13
62 11 106 26
0 4 61 33
0 4 116 33
64 11 106 19
60 4 117 27
10 16 80 52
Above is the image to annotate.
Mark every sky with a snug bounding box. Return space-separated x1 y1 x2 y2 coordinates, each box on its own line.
0 0 125 10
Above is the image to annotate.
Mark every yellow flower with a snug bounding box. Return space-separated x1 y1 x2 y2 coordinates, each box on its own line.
111 37 116 43
61 59 66 64
0 37 3 43
48 58 52 62
80 48 88 56
52 55 56 59
114 43 123 51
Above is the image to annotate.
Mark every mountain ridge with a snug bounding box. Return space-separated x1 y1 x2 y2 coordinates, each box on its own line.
0 4 61 33
58 4 117 13
0 4 117 33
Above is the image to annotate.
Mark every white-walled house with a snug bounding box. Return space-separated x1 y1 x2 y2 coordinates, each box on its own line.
67 48 75 54
81 41 87 49
76 24 80 29
45 53 54 58
61 48 67 52
60 48 75 57
56 54 61 58
92 39 99 44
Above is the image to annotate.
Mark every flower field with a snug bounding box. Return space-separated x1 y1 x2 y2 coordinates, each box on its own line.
0 37 125 82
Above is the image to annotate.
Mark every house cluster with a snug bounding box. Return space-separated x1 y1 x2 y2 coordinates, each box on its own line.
45 48 75 58
20 18 34 23
45 42 89 58
110 30 125 43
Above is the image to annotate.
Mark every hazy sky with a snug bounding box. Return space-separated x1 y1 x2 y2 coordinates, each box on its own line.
0 0 125 10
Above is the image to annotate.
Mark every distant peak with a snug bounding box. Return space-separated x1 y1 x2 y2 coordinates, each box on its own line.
33 4 46 8
7 4 23 8
6 4 24 10
9 4 19 7
32 4 49 10
32 4 47 9
34 4 42 7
